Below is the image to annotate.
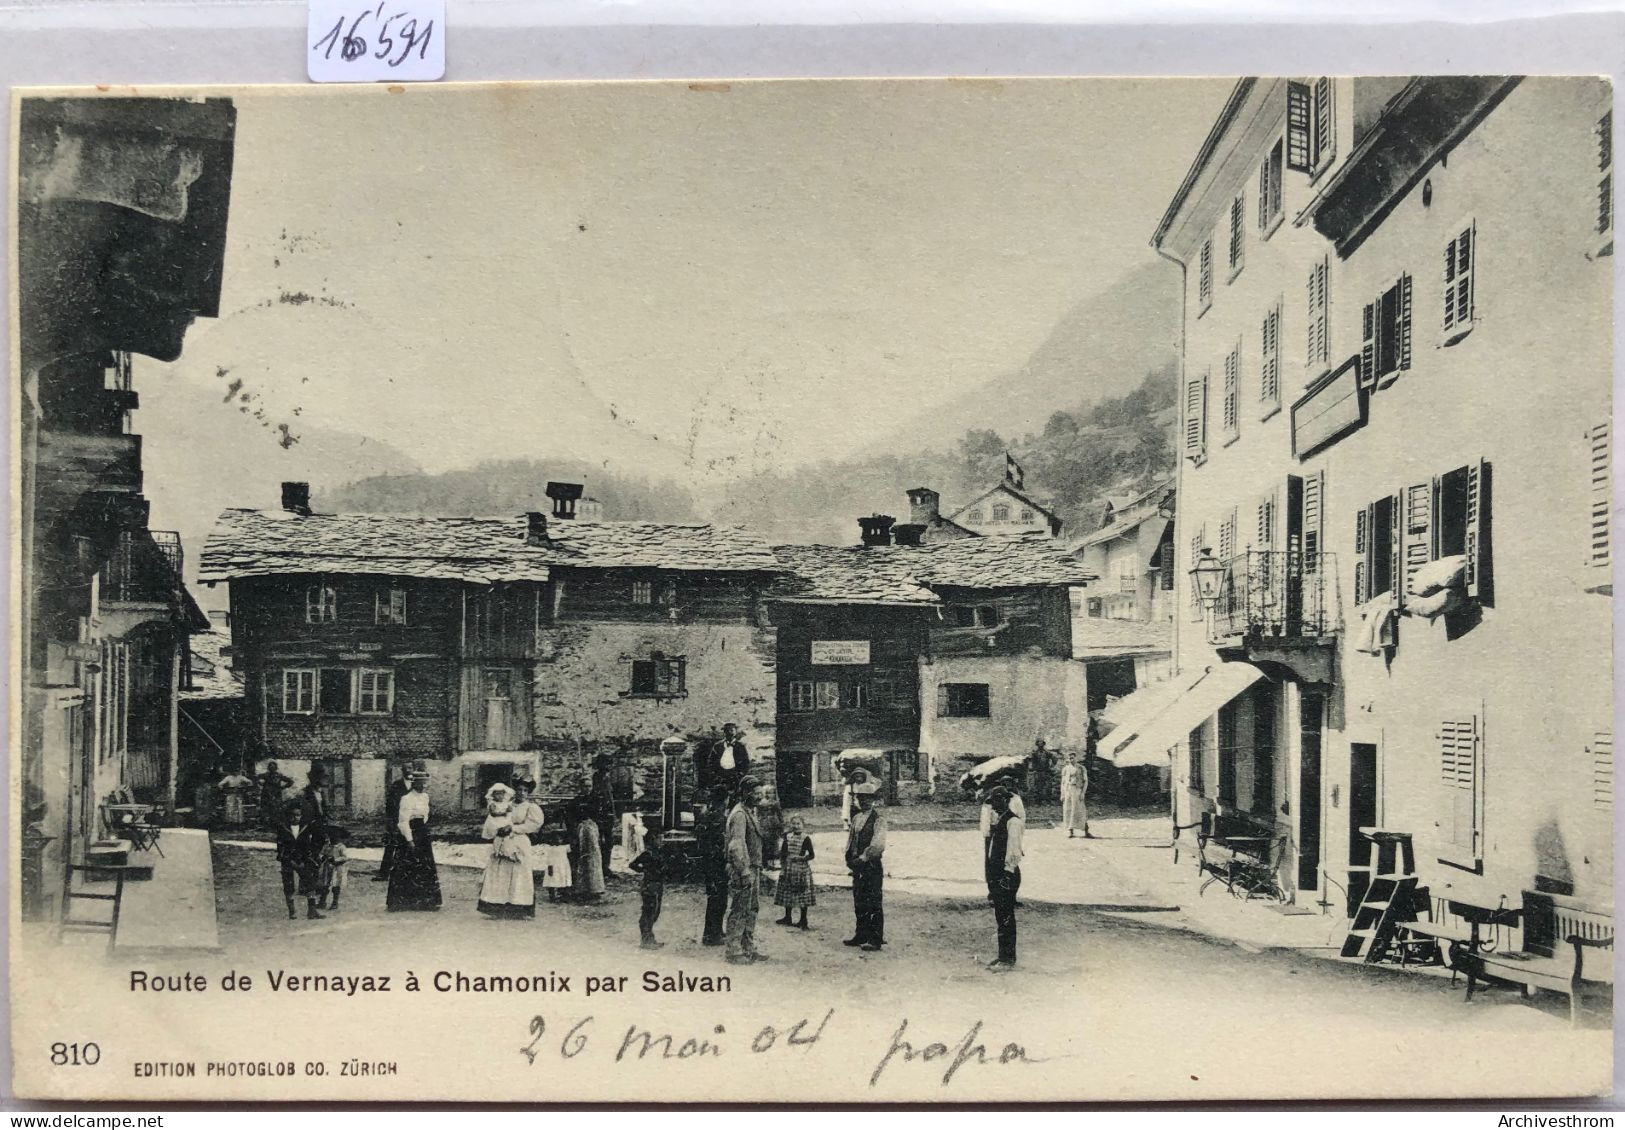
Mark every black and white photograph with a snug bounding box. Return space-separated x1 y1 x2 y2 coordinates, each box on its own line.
9 74 1616 1103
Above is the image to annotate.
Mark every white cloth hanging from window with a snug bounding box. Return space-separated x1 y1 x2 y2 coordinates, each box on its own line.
1353 591 1398 654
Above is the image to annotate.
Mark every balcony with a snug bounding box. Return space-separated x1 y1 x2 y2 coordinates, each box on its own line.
1210 550 1341 681
103 530 184 604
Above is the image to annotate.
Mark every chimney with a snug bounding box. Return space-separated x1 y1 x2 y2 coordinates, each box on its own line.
906 487 940 526
857 514 896 548
892 523 925 547
526 511 549 545
577 497 604 523
545 481 584 520
281 481 311 516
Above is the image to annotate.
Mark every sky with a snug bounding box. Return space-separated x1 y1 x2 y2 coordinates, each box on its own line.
139 78 1231 499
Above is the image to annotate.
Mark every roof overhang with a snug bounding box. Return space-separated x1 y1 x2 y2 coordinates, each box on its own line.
1151 78 1257 251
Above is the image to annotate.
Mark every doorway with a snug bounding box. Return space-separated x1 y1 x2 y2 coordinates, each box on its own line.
1347 742 1380 914
776 751 813 808
1297 690 1324 892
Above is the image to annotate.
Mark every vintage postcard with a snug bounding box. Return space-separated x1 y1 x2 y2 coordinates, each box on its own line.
9 77 1615 1103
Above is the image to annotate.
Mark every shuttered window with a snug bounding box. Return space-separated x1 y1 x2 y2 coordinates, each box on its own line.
1184 372 1208 461
1438 715 1481 866
1260 301 1281 410
1305 256 1330 371
1313 78 1334 171
356 668 394 715
281 669 316 714
1229 194 1245 274
1592 729 1614 810
1188 723 1206 793
789 680 815 711
1256 495 1276 550
1189 522 1207 620
1442 223 1475 341
1294 469 1325 574
1286 82 1312 171
1361 274 1412 388
1402 481 1434 601
1353 494 1399 605
1198 240 1213 312
375 587 407 625
1218 509 1236 565
305 585 337 624
1588 421 1612 575
1598 110 1614 241
1222 345 1240 442
1258 138 1284 231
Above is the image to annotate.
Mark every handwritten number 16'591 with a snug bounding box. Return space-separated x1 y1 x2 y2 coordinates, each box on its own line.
313 4 433 68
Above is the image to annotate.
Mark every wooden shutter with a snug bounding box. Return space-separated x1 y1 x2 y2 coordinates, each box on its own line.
1313 76 1333 168
1218 508 1236 564
1388 491 1403 602
1286 81 1312 171
1444 227 1474 334
1300 469 1324 569
1438 716 1480 859
1353 506 1368 604
1230 195 1245 270
1184 372 1207 459
1360 301 1376 389
1258 158 1271 228
1305 257 1329 370
1256 494 1276 549
1199 241 1213 307
1396 274 1413 372
1592 729 1614 810
1588 422 1612 572
1260 304 1280 406
1597 111 1613 236
1464 459 1492 603
1190 523 1207 616
1223 348 1240 436
460 763 481 812
1402 480 1435 601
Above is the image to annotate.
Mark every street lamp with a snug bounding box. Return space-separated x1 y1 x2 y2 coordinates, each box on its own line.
1189 547 1226 609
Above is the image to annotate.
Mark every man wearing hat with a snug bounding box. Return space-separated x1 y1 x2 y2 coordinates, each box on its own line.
723 776 767 964
588 754 616 883
843 770 888 952
985 785 1024 971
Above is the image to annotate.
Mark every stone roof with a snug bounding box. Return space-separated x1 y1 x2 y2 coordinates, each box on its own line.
772 535 1096 605
182 627 244 701
200 509 780 583
1070 615 1173 659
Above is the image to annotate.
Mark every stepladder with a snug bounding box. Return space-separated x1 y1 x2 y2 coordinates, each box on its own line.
1339 829 1421 963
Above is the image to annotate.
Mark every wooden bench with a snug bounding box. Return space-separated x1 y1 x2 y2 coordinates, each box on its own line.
1464 891 1613 1027
1396 896 1514 972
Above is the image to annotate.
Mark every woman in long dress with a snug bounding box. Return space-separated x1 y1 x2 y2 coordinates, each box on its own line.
477 783 542 918
387 765 442 911
572 810 607 902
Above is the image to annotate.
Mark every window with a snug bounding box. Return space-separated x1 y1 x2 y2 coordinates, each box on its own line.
1260 302 1281 411
1591 729 1614 810
894 750 926 782
305 586 337 624
1442 223 1475 342
1360 274 1412 389
815 680 840 710
1588 422 1612 580
1222 344 1240 442
1228 194 1245 276
1353 494 1396 604
356 668 394 714
952 605 998 628
1019 508 1033 521
630 655 686 697
375 587 407 625
631 580 654 605
1597 110 1613 247
1188 522 1207 620
1218 508 1236 565
1198 239 1213 313
967 509 984 523
1188 722 1206 793
845 681 870 710
320 668 352 714
1296 469 1325 567
281 669 316 714
1305 256 1330 372
1257 138 1284 232
1184 371 1209 462
1086 597 1104 618
992 504 1011 522
788 680 815 712
937 683 990 718
1438 715 1482 868
1217 704 1239 804
1256 494 1276 551
1286 78 1335 175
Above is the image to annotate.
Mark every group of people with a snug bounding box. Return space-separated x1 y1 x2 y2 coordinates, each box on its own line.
253 762 353 921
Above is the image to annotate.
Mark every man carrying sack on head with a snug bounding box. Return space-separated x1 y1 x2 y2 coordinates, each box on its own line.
843 770 888 952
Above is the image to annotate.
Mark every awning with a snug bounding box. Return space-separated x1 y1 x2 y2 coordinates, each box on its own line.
1097 663 1265 768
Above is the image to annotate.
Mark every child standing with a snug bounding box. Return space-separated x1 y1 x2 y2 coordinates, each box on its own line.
774 814 816 930
322 826 350 911
627 827 667 949
537 812 573 903
274 803 302 921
